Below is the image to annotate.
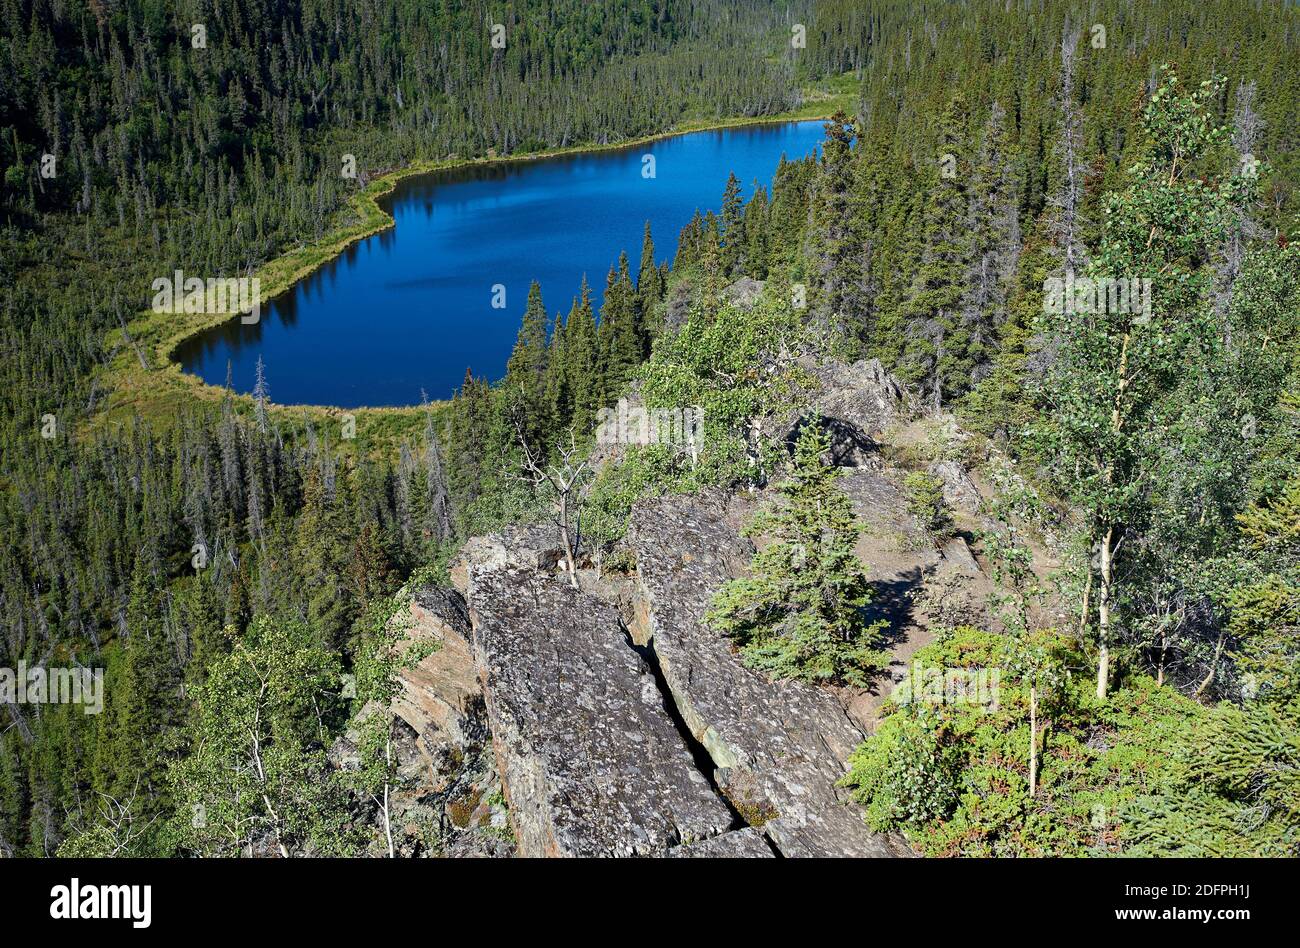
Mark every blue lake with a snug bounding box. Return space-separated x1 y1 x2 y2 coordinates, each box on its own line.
176 120 825 407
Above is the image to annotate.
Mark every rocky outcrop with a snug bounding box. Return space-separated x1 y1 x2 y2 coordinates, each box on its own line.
809 357 916 437
449 525 569 595
723 276 766 309
393 587 485 749
466 562 737 856
331 583 515 857
668 827 775 858
764 358 915 472
928 459 983 517
625 491 907 857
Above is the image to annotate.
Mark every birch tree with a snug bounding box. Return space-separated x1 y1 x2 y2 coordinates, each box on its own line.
1037 69 1249 699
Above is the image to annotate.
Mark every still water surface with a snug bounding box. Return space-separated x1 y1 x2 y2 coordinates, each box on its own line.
176 120 825 407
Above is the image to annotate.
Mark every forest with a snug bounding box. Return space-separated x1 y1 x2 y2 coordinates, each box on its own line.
0 0 1298 858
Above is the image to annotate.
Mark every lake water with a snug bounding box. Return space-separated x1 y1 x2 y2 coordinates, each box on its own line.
176 120 825 407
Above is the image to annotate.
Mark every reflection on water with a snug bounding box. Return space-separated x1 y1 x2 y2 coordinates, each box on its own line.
176 120 825 407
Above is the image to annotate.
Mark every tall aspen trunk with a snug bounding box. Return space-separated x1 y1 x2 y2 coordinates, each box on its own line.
1096 525 1114 700
1078 563 1093 636
1029 684 1038 798
1096 330 1131 702
383 732 395 858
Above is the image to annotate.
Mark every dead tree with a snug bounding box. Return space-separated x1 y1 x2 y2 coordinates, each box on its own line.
513 418 591 588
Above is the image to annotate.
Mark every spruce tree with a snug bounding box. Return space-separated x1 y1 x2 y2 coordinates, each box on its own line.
720 170 745 276
636 221 664 340
565 277 602 438
806 111 861 340
897 96 972 408
707 424 887 686
743 183 770 279
599 254 641 400
504 281 552 450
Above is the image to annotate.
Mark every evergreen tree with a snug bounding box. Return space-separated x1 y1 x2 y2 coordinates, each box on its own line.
565 277 603 437
636 221 665 339
720 171 746 276
91 553 183 852
503 281 552 450
544 310 571 433
707 424 887 685
599 254 641 400
445 368 495 517
897 96 972 408
806 112 861 341
743 183 771 279
294 468 354 652
1229 476 1300 702
961 102 1021 383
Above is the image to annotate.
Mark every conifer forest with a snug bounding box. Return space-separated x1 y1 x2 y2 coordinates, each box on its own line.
1 0 1298 898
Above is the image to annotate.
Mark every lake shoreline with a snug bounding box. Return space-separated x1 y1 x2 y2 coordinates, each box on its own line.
99 103 842 438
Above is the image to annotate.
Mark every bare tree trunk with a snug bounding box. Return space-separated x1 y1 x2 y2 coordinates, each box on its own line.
1029 684 1038 797
1078 562 1093 637
1096 328 1131 702
1096 525 1115 701
383 731 395 858
1157 626 1168 687
514 420 589 589
558 493 578 588
1195 630 1227 697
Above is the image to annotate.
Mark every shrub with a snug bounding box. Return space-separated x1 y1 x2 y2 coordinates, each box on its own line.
903 470 955 540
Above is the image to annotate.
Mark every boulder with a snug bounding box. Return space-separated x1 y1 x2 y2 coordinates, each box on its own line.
722 276 766 309
762 358 914 473
838 467 933 548
809 357 916 437
667 827 775 858
450 524 569 596
928 459 983 517
466 565 737 856
625 491 907 857
775 413 878 469
939 535 982 575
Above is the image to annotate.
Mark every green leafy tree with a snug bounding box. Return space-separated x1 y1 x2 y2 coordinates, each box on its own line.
341 589 436 857
982 485 1065 799
167 616 355 857
1036 70 1249 699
